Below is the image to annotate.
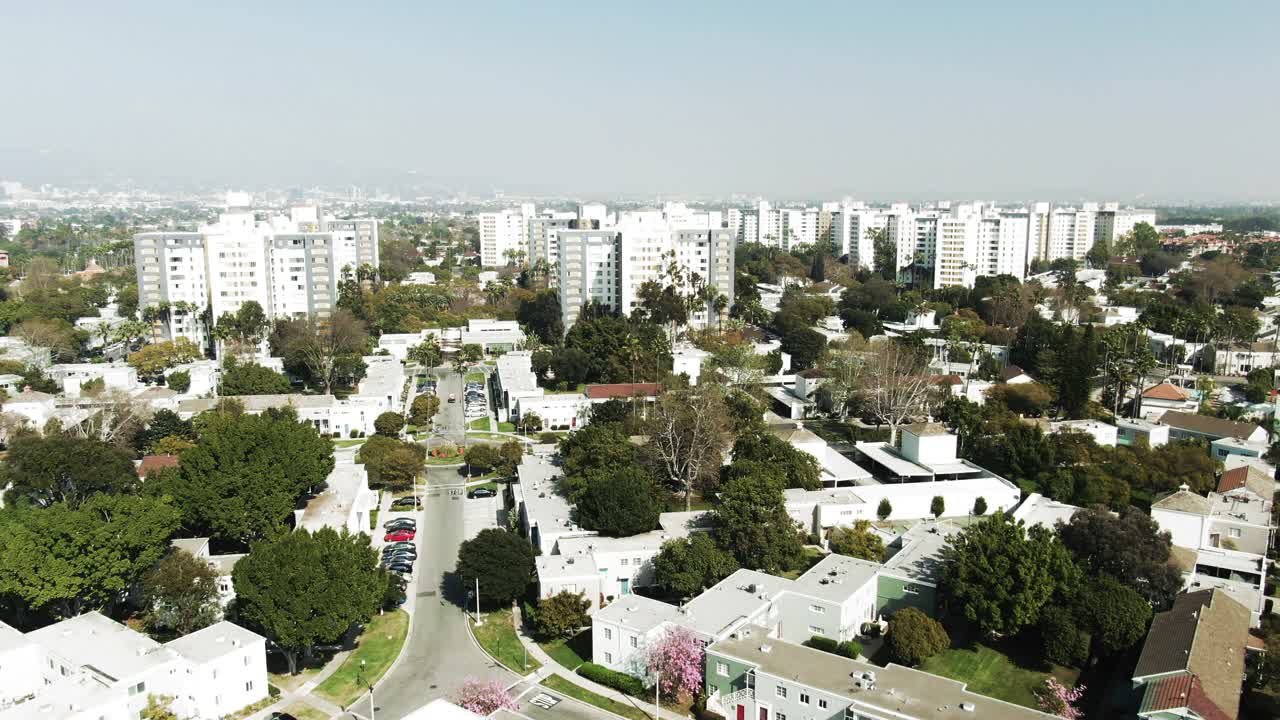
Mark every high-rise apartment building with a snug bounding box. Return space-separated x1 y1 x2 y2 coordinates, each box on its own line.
134 208 378 351
556 207 734 333
479 205 533 267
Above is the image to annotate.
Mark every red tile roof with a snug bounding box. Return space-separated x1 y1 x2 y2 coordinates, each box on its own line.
1217 464 1274 497
585 383 662 400
932 374 963 386
1140 674 1232 720
1143 382 1190 401
1000 365 1028 381
138 455 179 477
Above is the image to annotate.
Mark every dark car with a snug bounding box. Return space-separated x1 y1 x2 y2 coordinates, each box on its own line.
384 518 417 530
383 548 418 560
387 562 414 574
384 541 416 552
467 487 496 499
390 497 420 510
270 713 299 720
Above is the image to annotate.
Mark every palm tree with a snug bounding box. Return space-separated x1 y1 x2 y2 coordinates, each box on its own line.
711 293 729 332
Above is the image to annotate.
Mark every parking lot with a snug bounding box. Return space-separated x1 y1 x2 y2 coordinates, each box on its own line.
463 376 487 420
462 493 501 540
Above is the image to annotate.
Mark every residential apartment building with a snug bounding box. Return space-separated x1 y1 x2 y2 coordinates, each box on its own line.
556 208 734 332
478 204 533 267
134 207 378 350
0 613 267 720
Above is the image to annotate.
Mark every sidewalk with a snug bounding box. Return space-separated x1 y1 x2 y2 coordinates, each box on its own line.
510 607 690 720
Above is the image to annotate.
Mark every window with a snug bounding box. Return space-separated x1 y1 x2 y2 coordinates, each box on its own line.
808 626 825 636
604 652 613 664
620 558 629 567
243 655 250 666
777 715 786 720
809 604 825 614
630 636 638 649
604 628 613 640
799 693 810 705
129 682 146 696
716 662 729 677
903 583 919 594
1230 528 1243 538
245 681 253 692
775 686 787 699
633 557 642 565
818 699 828 710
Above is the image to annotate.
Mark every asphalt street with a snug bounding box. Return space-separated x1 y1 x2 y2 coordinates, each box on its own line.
349 371 613 720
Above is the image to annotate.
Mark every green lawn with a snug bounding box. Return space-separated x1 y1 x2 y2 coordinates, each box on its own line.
541 630 592 670
333 439 366 448
497 421 516 432
919 642 1079 710
465 372 486 383
542 674 652 720
313 610 410 708
468 417 491 431
278 702 331 720
425 455 465 465
471 609 542 673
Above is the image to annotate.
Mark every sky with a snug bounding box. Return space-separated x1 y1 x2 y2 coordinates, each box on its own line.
2 1 1278 201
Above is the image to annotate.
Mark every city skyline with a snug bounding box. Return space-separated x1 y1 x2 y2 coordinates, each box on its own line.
2 1 1278 201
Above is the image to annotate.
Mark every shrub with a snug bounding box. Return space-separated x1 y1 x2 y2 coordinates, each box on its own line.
885 608 949 666
877 498 892 520
578 663 645 696
804 635 838 653
1039 605 1089 668
375 412 406 437
534 591 591 640
836 640 862 659
166 370 191 393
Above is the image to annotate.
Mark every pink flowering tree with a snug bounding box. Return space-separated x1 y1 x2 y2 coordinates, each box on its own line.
1035 678 1085 720
454 677 519 715
645 626 704 702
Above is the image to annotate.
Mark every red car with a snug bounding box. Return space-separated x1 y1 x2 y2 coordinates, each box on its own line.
384 530 416 542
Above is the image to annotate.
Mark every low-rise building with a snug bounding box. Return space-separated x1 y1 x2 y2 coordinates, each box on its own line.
1159 410 1269 445
169 538 244 607
705 624 1057 720
1141 383 1198 419
295 456 376 536
1010 493 1083 530
177 393 385 437
459 319 524 353
1049 419 1118 447
1116 417 1171 448
1131 589 1252 720
0 613 267 720
48 363 139 397
768 424 872 487
1210 436 1270 464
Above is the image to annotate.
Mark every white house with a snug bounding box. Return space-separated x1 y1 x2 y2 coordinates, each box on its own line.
459 319 524 353
1213 341 1279 377
169 538 244 608
1210 436 1270 464
1159 410 1269 446
48 363 139 397
1140 383 1198 419
1115 417 1170 448
295 455 376 536
1049 419 1118 447
672 343 709 385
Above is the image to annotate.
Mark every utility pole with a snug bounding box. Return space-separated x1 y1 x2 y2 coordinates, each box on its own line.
475 578 482 625
654 671 661 720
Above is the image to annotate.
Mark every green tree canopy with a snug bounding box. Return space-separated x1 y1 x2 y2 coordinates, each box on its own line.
534 591 592 640
712 466 805 573
359 435 425 490
1074 575 1152 660
886 608 950 666
374 411 405 437
1056 506 1183 610
574 466 661 537
456 529 534 608
0 495 181 618
729 430 821 490
142 549 222 637
939 513 1081 638
0 434 138 508
232 527 385 674
148 408 334 548
652 534 739 599
220 357 292 396
828 521 884 562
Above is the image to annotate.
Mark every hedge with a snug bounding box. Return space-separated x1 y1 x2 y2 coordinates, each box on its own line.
803 635 838 653
578 663 646 696
836 640 862 659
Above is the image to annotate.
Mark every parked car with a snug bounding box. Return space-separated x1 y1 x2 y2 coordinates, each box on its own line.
384 518 417 530
383 548 418 560
390 497 420 510
387 562 414 574
467 487 497 499
448 394 456 403
385 541 416 552
384 530 416 542
384 554 417 566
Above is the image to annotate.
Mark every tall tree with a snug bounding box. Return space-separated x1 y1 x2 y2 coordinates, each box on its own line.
729 430 821 490
141 549 222 636
147 408 334 548
273 310 368 394
861 340 933 445
647 386 730 510
828 520 884 561
0 495 181 618
939 513 1081 638
232 528 384 674
652 534 739 599
0 434 138 508
713 466 805 572
574 467 661 537
1056 506 1183 610
456 529 534 608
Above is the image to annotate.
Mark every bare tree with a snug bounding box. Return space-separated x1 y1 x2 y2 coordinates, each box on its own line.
860 341 934 445
819 337 867 419
15 319 75 365
280 310 368 395
69 390 153 450
646 385 730 511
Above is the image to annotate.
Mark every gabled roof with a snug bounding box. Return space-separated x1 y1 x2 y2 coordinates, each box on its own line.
1133 589 1250 720
1217 464 1275 498
932 374 963 386
1143 382 1190 401
1159 410 1264 441
138 454 180 477
1138 674 1232 720
1000 365 1028 381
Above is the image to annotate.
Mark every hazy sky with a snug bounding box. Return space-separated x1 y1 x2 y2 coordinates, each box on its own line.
3 1 1278 200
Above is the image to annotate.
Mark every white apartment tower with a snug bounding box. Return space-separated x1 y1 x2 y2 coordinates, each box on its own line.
135 208 378 351
479 206 532 267
557 229 621 329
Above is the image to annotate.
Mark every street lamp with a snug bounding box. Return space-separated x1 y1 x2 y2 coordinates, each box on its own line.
357 659 375 720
